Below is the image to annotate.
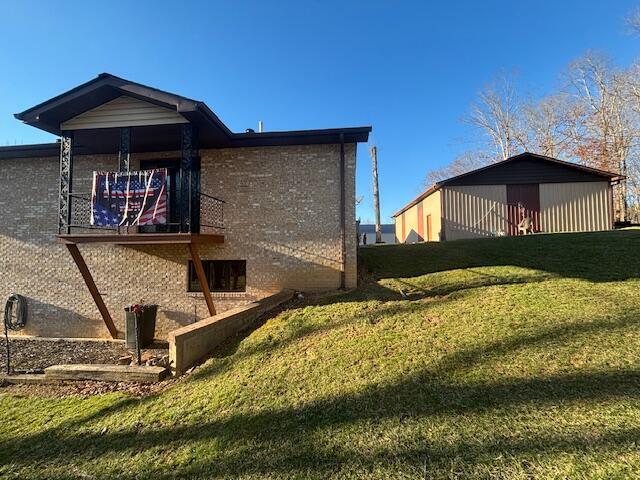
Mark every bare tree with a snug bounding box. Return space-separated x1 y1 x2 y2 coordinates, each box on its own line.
427 52 640 222
626 7 640 35
464 72 524 160
425 150 492 185
518 94 575 158
564 52 635 220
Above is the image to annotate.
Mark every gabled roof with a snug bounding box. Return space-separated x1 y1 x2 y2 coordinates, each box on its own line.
14 73 371 148
392 152 622 217
15 73 232 138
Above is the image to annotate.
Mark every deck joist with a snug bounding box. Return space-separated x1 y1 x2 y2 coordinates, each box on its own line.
57 233 224 245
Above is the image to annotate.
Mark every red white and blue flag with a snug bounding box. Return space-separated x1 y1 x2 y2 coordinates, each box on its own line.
91 169 168 227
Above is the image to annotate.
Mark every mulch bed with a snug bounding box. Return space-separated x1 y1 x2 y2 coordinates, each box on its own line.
0 337 167 372
0 337 175 397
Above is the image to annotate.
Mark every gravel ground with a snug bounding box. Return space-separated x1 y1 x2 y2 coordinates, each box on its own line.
0 337 167 372
1 378 179 397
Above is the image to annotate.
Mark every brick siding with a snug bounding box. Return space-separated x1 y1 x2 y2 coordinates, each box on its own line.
0 143 356 338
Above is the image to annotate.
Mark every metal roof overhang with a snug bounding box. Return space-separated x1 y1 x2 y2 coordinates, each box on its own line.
13 73 371 153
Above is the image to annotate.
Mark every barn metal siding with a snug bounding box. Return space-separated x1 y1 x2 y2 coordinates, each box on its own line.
403 202 421 243
61 95 188 130
394 190 442 243
423 190 442 241
443 185 508 240
539 182 611 233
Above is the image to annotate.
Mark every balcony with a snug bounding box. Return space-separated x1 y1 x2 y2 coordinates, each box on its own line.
57 187 225 246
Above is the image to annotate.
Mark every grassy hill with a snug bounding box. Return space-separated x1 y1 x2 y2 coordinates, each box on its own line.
2 230 640 479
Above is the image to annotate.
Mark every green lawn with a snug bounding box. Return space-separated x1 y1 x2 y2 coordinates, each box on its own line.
2 230 640 479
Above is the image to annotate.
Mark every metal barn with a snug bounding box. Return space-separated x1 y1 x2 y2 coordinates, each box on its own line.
393 153 621 243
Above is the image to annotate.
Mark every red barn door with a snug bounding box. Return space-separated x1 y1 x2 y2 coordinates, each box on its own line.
506 184 540 235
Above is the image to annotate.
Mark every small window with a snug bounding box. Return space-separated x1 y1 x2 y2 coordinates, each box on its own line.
188 260 246 292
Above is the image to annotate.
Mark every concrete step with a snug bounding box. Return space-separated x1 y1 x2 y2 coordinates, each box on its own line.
44 364 168 383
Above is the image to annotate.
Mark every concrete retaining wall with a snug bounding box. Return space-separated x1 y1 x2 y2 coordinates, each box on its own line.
168 290 294 374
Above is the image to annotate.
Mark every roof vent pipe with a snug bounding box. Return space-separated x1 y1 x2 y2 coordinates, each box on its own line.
258 121 263 133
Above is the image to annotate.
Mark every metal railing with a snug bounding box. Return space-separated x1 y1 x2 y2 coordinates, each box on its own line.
66 188 225 234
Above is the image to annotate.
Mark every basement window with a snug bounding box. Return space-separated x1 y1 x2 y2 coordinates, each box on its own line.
188 260 247 293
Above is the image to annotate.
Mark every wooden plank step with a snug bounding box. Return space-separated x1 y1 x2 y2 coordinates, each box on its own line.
0 374 56 385
44 364 168 383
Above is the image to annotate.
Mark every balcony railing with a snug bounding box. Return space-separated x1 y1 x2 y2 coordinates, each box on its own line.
67 189 224 235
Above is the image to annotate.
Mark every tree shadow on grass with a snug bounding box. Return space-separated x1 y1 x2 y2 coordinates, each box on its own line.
2 367 640 478
2 308 640 478
362 230 640 284
385 267 552 299
188 290 458 384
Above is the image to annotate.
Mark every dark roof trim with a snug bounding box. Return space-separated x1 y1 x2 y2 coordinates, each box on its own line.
229 126 371 147
392 184 441 217
0 142 60 159
13 73 371 147
442 152 622 185
14 73 233 137
392 152 623 218
0 125 372 161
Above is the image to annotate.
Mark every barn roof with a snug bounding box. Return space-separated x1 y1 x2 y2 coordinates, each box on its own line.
392 152 622 218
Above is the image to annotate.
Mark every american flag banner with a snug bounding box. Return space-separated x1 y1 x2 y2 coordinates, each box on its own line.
91 169 168 227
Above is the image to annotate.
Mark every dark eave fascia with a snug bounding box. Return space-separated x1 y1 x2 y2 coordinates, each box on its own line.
14 75 113 122
13 72 370 148
392 183 442 218
439 152 622 186
16 73 202 121
0 142 60 159
14 73 225 137
519 152 625 181
190 102 234 137
228 126 372 147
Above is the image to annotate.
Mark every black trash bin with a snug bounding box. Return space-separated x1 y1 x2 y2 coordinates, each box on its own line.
125 305 158 349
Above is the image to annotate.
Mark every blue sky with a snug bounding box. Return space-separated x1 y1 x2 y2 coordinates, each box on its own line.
0 1 638 223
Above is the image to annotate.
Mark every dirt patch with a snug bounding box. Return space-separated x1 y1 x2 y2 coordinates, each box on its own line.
0 337 167 372
0 379 176 398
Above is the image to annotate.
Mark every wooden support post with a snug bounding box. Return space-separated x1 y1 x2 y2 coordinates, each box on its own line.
65 244 118 339
339 133 346 289
369 145 382 243
188 243 216 316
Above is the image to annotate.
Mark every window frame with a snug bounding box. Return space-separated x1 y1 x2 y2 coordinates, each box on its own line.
187 259 247 293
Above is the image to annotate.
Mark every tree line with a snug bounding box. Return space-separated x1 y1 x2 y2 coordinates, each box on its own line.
428 12 640 223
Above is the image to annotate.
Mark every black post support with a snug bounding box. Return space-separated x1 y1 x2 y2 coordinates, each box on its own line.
191 157 201 233
180 124 198 233
4 314 10 375
59 134 73 234
135 312 141 365
118 127 131 172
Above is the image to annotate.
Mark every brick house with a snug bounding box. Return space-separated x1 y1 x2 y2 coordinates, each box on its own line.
0 73 370 339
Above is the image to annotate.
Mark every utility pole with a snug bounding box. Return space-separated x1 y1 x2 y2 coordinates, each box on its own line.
369 145 382 243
